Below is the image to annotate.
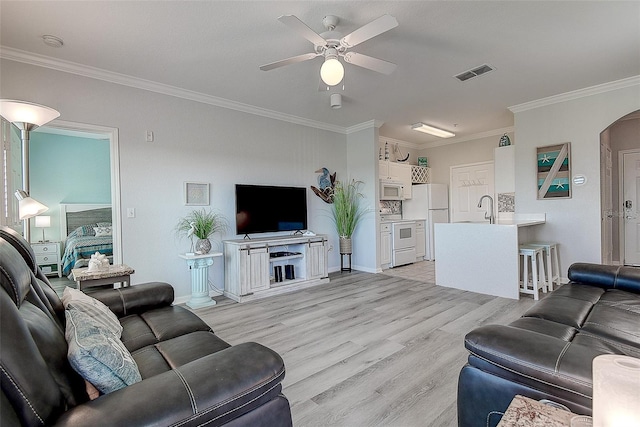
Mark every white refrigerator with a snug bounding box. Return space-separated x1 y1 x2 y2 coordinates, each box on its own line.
403 184 449 260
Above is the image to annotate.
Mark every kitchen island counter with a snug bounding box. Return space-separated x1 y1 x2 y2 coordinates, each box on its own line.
434 214 545 299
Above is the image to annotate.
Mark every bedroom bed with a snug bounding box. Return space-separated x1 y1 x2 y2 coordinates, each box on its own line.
60 204 114 276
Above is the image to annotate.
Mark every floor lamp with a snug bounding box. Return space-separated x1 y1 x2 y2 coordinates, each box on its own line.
0 99 60 242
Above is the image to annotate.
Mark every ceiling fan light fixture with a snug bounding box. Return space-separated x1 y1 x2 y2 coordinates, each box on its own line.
330 93 342 109
320 49 344 86
411 123 455 138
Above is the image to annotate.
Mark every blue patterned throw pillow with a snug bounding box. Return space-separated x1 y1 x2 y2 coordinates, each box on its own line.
61 287 122 338
65 307 141 394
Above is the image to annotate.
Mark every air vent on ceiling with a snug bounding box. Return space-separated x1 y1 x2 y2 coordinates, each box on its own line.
455 64 494 82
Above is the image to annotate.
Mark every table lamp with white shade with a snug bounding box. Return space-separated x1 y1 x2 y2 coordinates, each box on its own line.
35 215 51 242
593 354 640 427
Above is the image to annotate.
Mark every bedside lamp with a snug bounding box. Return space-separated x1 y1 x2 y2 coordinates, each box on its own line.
35 215 51 242
14 189 48 220
593 354 640 426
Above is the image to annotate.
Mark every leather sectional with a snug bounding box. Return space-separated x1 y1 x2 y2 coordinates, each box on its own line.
0 226 292 426
458 262 640 427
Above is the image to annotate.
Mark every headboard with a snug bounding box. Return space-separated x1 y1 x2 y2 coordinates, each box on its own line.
60 204 113 240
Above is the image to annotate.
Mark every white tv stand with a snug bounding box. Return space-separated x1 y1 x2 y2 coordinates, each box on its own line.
223 234 329 303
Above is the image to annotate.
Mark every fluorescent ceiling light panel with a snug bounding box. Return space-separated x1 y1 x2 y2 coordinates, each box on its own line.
411 123 455 138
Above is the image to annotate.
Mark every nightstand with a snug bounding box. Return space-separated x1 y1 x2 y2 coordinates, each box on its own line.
31 241 62 278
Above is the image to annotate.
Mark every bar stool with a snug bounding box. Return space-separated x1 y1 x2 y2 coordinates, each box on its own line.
527 242 560 291
519 244 547 300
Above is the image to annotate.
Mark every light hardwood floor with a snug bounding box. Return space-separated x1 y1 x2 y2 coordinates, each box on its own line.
192 261 538 427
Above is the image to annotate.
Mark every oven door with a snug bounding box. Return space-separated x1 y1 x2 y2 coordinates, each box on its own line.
392 222 416 250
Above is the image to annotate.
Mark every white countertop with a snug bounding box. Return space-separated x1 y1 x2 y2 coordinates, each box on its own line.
495 219 546 227
451 213 546 228
380 218 425 224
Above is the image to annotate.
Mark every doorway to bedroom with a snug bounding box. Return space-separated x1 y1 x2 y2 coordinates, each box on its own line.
33 120 122 280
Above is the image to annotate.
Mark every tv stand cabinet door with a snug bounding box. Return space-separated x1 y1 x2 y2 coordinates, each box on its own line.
242 247 270 292
306 241 328 279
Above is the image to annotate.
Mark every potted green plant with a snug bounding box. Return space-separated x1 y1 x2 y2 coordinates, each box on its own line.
176 209 228 254
330 179 367 255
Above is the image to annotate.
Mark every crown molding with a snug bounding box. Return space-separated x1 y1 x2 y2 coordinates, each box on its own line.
419 126 514 149
346 119 384 134
0 46 347 134
509 75 640 113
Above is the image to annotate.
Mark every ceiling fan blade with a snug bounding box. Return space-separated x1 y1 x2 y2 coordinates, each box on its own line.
278 15 327 47
259 53 319 71
343 52 396 75
340 14 398 48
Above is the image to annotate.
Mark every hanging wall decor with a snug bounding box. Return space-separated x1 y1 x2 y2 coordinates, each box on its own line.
184 182 210 206
310 167 336 204
537 143 571 199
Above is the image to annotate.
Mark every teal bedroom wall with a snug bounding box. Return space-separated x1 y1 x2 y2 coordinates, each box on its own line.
29 132 110 241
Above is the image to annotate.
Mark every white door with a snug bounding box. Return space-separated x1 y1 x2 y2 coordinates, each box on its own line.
623 152 640 265
601 143 613 264
450 162 495 223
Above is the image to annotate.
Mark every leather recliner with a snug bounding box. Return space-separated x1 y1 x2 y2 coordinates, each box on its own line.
0 226 293 426
457 262 640 427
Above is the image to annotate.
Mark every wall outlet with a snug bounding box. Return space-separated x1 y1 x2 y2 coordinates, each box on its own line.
127 208 135 218
145 130 154 142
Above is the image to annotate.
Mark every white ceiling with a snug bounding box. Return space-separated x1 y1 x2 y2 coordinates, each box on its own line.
1 1 639 145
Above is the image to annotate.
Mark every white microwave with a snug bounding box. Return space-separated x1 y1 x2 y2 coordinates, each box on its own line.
380 180 404 200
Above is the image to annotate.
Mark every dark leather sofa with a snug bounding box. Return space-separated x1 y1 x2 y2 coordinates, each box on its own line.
0 226 293 426
458 262 640 427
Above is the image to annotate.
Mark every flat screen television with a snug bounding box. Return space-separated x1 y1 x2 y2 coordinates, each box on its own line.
235 184 308 235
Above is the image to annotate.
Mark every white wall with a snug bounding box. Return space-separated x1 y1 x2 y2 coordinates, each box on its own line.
346 122 380 273
1 59 353 300
514 84 640 273
419 132 511 185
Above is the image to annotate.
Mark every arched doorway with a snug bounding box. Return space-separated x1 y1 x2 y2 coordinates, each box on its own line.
600 109 640 265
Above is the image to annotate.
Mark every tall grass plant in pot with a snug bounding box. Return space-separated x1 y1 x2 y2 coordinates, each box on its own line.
176 209 228 254
331 180 366 255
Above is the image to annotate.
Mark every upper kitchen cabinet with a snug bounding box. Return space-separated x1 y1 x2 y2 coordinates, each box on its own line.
494 145 515 195
379 161 412 199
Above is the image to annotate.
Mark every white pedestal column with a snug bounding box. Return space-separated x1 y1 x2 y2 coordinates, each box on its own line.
179 253 222 309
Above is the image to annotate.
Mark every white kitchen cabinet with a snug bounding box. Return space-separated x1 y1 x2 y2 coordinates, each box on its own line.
380 223 391 268
494 145 515 194
224 235 329 302
379 161 412 199
415 220 426 259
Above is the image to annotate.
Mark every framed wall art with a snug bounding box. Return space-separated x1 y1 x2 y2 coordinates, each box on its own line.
184 182 210 206
537 143 571 199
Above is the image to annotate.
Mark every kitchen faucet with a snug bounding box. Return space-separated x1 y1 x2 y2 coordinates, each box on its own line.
478 195 495 224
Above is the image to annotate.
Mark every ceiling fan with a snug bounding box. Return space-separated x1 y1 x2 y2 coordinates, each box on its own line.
259 14 398 87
